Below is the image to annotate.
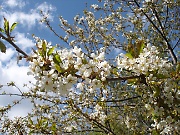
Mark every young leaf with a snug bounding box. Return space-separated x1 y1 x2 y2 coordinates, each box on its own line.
51 123 56 131
82 58 88 64
42 40 47 58
139 42 145 54
55 64 63 73
0 28 4 33
10 22 18 32
153 86 161 97
42 40 47 52
47 47 55 56
125 53 133 59
136 40 144 55
127 43 134 56
53 54 62 64
4 18 9 35
28 118 33 125
0 40 6 53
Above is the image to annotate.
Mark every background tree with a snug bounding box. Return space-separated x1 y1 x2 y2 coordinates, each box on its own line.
0 0 179 134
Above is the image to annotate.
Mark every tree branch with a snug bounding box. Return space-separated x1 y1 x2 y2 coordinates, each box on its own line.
107 75 140 81
133 0 177 64
105 96 141 103
0 33 28 57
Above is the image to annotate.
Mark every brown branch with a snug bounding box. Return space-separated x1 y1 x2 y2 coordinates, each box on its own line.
107 75 140 81
164 4 169 27
152 8 165 35
173 38 180 50
105 96 141 103
0 33 28 57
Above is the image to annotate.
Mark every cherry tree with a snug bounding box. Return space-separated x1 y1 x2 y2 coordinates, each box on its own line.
0 0 179 134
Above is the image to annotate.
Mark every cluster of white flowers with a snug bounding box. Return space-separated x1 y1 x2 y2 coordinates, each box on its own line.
28 40 111 96
117 44 172 76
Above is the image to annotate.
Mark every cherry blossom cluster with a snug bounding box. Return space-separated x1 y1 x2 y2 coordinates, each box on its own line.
28 39 111 95
117 43 172 76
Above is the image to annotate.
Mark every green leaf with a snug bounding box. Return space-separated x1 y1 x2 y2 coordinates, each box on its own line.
42 40 47 52
111 68 119 76
125 53 133 59
153 86 161 97
55 64 64 73
127 43 135 56
53 54 62 64
136 40 144 55
47 47 55 56
28 118 33 125
10 22 18 32
51 123 56 131
0 28 4 33
139 42 144 54
4 18 9 35
82 58 88 64
0 40 6 53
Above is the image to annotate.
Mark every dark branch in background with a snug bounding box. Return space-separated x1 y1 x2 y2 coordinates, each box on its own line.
173 38 180 50
152 7 165 34
0 33 28 57
105 96 141 103
164 4 169 27
107 75 140 81
133 0 177 64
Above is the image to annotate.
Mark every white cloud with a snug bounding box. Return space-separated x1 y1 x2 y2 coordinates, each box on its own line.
0 48 15 62
37 2 56 13
0 2 56 29
1 11 41 29
3 0 26 8
0 60 33 88
15 32 35 51
36 2 56 22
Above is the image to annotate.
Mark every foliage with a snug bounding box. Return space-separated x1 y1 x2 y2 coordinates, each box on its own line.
0 0 179 135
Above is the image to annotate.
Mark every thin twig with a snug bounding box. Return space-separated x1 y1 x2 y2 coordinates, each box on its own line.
173 38 180 50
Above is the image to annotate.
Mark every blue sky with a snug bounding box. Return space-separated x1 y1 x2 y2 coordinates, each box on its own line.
0 0 103 119
1 0 98 45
